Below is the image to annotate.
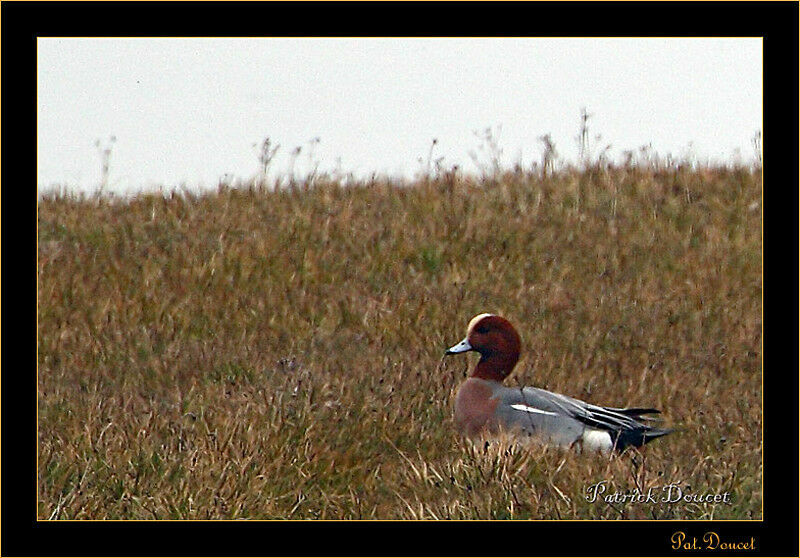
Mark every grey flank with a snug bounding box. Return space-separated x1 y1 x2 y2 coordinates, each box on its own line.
495 385 673 451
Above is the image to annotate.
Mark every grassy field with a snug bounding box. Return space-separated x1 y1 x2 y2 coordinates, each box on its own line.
37 163 762 520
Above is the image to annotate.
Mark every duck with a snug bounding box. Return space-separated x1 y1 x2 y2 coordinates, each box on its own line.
445 313 672 453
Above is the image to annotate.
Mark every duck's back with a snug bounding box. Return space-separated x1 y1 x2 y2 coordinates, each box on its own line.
497 385 671 451
455 378 590 447
493 384 601 448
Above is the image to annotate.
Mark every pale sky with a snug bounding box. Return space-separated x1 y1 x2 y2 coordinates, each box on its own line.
37 37 762 194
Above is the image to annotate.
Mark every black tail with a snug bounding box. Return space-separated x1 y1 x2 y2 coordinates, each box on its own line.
614 426 674 452
641 427 674 443
609 407 661 417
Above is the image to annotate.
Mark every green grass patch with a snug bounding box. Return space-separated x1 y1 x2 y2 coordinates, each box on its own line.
38 165 762 519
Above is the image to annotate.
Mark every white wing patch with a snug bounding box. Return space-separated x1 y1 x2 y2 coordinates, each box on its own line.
581 429 613 453
510 403 558 416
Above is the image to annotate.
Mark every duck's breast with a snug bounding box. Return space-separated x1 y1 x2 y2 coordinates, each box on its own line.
454 378 500 437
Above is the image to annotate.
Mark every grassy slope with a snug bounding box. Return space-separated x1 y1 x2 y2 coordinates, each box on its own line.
37 166 762 519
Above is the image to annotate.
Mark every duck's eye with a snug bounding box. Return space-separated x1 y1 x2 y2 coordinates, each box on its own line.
476 325 489 334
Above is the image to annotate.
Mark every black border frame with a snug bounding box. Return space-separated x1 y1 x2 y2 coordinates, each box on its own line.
9 1 797 556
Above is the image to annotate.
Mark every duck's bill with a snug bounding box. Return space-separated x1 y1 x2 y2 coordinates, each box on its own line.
445 337 472 355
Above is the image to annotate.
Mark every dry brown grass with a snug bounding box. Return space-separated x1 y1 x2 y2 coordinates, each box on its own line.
37 164 761 520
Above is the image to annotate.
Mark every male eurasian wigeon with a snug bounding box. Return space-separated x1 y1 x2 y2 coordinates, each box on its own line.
445 313 672 453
